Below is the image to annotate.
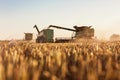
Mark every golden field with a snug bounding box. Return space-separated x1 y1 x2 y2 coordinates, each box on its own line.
0 40 120 80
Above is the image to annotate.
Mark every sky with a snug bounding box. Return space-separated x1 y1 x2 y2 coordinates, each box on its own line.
0 0 120 40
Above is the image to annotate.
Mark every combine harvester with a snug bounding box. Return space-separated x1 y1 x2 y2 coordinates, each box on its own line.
33 25 95 43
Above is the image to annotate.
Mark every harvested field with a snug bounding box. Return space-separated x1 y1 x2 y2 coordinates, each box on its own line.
0 40 120 80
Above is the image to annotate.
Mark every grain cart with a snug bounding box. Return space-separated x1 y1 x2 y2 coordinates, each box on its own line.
24 33 33 40
33 25 54 43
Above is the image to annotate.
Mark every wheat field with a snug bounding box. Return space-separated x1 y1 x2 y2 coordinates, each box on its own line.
0 40 120 80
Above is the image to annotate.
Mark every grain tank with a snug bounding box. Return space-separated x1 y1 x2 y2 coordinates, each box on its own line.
73 26 94 38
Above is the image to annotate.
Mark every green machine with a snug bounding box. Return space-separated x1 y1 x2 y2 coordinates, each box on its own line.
34 24 95 43
48 25 94 39
33 25 54 43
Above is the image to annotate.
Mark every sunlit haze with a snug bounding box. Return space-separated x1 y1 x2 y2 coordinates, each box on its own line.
0 0 120 40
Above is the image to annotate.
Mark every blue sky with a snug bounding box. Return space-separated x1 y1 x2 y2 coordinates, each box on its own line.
0 0 120 40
